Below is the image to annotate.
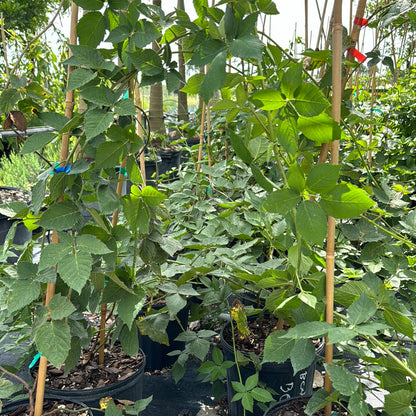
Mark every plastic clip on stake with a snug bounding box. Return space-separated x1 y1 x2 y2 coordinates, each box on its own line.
29 352 42 369
347 48 367 64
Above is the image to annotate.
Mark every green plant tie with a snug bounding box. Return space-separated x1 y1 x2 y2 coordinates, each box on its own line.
29 352 42 369
119 167 127 177
204 131 212 136
371 108 383 116
206 186 211 196
104 275 110 288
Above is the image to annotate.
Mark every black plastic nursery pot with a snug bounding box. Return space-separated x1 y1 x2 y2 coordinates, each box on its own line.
221 323 324 416
158 149 181 181
139 304 189 372
35 350 146 416
0 397 93 415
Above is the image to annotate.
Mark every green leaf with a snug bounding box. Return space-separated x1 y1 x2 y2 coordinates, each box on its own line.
189 337 211 361
106 25 131 44
320 183 375 219
305 164 340 194
305 389 331 415
348 391 369 416
212 99 238 111
119 324 139 356
327 327 356 344
57 251 93 293
245 373 258 390
263 189 300 214
141 186 166 206
132 20 160 48
128 49 163 76
81 85 117 107
114 98 136 116
20 131 56 154
118 289 146 330
384 307 415 340
166 293 187 317
276 118 298 156
324 364 359 396
85 108 114 140
241 393 254 413
67 68 97 91
181 73 204 94
138 313 169 345
298 113 338 144
97 184 121 214
347 293 377 325
31 179 46 215
77 12 105 48
0 88 21 113
252 89 286 111
38 242 70 270
287 163 305 192
95 141 128 168
0 378 23 400
290 339 316 374
296 201 327 245
292 83 329 117
199 50 227 103
48 294 76 320
229 131 253 164
285 321 331 339
251 163 275 192
263 331 295 364
281 64 303 98
76 234 112 254
35 320 71 368
384 390 415 416
250 387 273 403
37 201 82 231
229 35 264 60
68 45 115 71
7 279 40 313
74 0 103 10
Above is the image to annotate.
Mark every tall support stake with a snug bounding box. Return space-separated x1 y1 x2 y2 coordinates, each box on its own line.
197 102 206 172
304 0 309 49
34 2 78 416
324 1 342 415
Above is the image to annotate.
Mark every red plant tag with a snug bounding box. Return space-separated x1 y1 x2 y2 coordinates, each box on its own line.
348 47 367 63
354 16 369 26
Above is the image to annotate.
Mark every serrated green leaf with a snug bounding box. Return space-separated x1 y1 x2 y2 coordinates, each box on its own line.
252 89 286 111
320 183 375 219
38 242 70 270
57 251 93 293
138 313 169 345
81 85 117 107
84 108 114 140
31 179 46 215
347 292 377 325
263 189 300 214
114 98 136 116
348 391 369 416
305 389 331 415
298 113 338 144
35 320 71 368
324 363 358 395
384 390 415 416
199 50 227 103
250 387 273 403
66 68 97 91
229 35 263 60
77 12 105 48
290 339 316 374
384 307 415 340
229 131 253 164
48 294 76 320
69 45 115 71
95 141 128 168
76 234 112 254
37 201 82 231
296 201 327 245
119 323 139 356
306 164 340 194
7 279 40 313
263 331 295 364
141 186 166 206
166 293 187 317
285 321 331 339
132 20 160 48
327 327 356 344
97 184 121 214
20 132 56 154
292 83 329 117
128 49 163 76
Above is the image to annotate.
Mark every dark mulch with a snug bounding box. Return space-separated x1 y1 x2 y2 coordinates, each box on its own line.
222 316 280 354
5 399 90 416
32 343 144 391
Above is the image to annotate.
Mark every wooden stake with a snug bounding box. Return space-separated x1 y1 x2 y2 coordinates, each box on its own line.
324 1 342 415
34 3 78 416
134 83 146 186
304 0 309 50
197 102 206 172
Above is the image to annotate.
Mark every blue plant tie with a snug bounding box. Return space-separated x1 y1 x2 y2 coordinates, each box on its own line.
206 186 211 196
104 275 110 288
204 131 212 136
123 91 129 99
119 167 127 177
371 108 382 116
29 352 42 369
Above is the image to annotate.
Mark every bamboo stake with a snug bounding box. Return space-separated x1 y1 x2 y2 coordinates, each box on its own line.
0 13 10 80
314 0 329 51
134 83 146 186
34 3 78 416
197 102 206 172
324 1 342 415
319 0 367 164
304 0 309 50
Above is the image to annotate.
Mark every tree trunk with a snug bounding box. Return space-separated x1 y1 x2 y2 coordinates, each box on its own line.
177 0 189 123
149 0 165 141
